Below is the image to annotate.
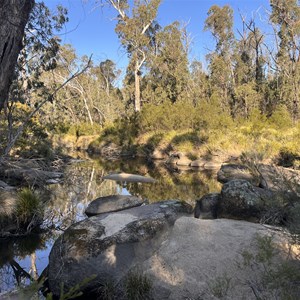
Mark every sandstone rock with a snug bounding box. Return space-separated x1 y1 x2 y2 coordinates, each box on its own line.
48 200 192 297
143 217 295 300
217 164 260 185
194 193 219 219
103 172 156 183
85 195 146 216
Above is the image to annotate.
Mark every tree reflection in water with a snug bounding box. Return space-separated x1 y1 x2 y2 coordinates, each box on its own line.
0 158 221 294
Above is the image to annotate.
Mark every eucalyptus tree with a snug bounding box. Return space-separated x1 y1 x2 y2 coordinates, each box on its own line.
270 0 300 120
0 0 35 112
100 0 161 112
143 21 190 104
204 5 235 113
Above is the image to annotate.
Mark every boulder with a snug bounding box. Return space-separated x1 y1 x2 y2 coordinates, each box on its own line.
194 193 219 219
85 195 146 216
217 164 260 185
103 172 156 183
48 200 192 297
219 179 273 220
258 164 300 190
142 217 296 300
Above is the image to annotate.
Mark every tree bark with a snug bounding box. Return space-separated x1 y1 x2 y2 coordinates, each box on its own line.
134 62 141 112
0 0 35 111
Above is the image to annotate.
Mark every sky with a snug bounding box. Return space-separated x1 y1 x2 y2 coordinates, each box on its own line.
43 0 272 80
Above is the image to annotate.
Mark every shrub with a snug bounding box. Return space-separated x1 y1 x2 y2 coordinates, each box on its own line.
276 148 300 168
16 188 43 229
237 234 300 300
124 270 152 300
269 105 293 130
207 273 232 299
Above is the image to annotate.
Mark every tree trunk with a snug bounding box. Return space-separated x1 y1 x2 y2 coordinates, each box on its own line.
134 62 141 112
0 0 35 111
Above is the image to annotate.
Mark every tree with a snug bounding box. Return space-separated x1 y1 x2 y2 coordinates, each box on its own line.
232 15 265 117
0 0 35 111
0 2 91 157
143 21 190 104
270 0 300 120
188 60 209 106
204 5 235 113
44 45 123 127
101 0 161 112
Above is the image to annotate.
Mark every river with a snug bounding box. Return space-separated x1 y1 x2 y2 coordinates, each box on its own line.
0 157 221 295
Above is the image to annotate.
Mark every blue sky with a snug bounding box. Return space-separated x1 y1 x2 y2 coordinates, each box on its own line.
43 0 272 77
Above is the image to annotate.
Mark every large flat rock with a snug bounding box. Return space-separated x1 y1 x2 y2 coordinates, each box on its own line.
143 217 297 300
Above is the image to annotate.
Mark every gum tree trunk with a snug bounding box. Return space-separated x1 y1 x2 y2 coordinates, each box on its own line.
0 0 35 111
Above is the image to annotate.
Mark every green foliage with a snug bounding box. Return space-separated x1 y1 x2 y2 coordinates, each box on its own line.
124 270 152 300
67 122 102 137
144 21 189 104
269 105 293 129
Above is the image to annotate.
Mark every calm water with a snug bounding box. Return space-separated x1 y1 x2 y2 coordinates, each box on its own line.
0 157 221 294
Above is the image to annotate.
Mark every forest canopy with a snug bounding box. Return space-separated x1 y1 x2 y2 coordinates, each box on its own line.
0 0 300 160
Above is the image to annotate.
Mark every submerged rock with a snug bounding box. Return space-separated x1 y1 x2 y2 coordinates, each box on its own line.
48 200 192 297
103 172 156 183
85 195 146 216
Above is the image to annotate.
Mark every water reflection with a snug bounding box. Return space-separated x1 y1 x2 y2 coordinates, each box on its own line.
0 157 221 294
